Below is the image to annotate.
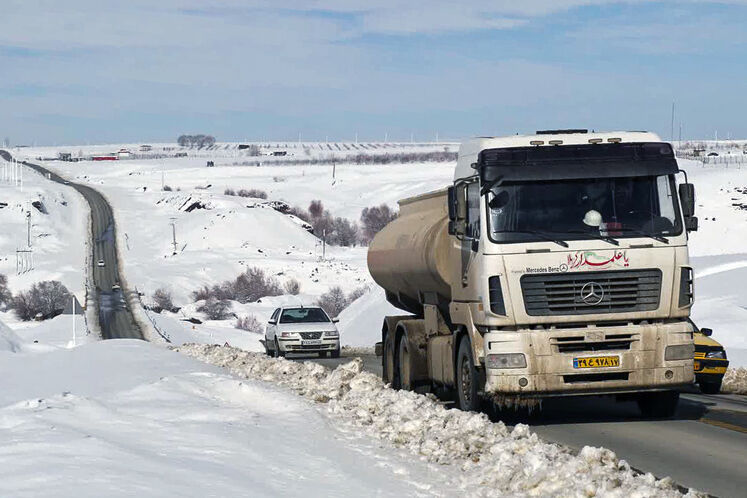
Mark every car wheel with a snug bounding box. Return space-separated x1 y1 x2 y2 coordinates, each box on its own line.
331 347 340 359
456 335 482 412
398 336 412 391
274 339 285 358
318 351 328 358
637 391 679 418
699 379 722 394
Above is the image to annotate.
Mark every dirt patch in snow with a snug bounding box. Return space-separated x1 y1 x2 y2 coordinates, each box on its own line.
175 343 703 497
722 367 747 394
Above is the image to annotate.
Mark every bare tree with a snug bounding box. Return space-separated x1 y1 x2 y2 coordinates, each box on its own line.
0 274 11 311
329 217 359 246
316 286 348 318
236 315 263 333
284 278 301 295
12 281 71 321
152 288 175 313
197 297 232 320
309 200 324 219
360 204 398 243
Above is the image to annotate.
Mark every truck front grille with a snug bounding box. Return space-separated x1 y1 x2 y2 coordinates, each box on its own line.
299 332 323 340
521 269 662 316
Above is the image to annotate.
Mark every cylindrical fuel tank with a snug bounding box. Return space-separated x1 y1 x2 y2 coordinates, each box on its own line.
367 188 454 311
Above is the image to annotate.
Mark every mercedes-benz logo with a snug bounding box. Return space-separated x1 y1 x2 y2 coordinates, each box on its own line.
580 281 604 305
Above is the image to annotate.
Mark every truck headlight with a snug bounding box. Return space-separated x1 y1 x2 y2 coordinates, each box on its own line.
665 344 694 361
325 330 339 337
486 353 526 369
706 350 726 359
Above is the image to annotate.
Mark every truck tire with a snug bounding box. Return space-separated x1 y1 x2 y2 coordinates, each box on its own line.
383 335 398 388
274 339 285 358
699 379 722 394
456 335 482 412
637 391 679 418
398 336 412 391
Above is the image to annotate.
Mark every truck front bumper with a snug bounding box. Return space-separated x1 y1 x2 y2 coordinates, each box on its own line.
482 321 695 396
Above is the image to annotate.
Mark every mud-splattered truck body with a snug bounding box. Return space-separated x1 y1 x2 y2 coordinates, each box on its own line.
368 130 697 416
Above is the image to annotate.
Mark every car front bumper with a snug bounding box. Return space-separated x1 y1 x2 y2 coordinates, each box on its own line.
278 337 340 353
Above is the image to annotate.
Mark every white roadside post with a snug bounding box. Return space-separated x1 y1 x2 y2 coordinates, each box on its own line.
72 296 76 347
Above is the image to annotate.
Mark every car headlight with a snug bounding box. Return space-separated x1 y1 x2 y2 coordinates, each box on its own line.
325 330 339 337
665 344 694 361
280 332 294 338
486 353 527 369
706 350 726 359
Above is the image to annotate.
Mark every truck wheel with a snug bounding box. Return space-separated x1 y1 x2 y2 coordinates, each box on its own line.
274 339 285 358
398 336 412 391
456 335 482 412
383 335 397 387
699 379 722 394
637 391 679 418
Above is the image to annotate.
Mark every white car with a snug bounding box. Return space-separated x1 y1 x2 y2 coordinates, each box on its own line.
265 306 340 358
97 259 105 267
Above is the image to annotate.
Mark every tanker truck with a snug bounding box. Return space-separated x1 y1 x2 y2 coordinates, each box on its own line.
368 130 697 417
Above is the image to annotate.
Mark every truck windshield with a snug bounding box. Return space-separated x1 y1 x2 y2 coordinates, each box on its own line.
279 307 331 323
487 175 682 244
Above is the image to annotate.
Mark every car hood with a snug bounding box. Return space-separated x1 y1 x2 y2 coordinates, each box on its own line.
276 322 338 333
694 332 723 349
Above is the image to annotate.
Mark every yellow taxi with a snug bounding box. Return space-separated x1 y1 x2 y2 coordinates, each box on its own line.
693 325 729 394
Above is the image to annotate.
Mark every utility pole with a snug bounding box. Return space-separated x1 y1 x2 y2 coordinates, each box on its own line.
332 160 336 180
26 209 31 247
169 217 178 255
161 161 165 190
72 296 76 347
670 102 675 143
322 229 326 260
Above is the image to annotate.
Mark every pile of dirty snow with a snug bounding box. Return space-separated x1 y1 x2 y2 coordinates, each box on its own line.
176 343 702 497
723 367 747 394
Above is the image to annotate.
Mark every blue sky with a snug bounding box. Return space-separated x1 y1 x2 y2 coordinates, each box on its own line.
1 0 745 145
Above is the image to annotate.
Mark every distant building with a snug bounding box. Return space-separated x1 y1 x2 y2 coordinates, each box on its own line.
272 151 288 156
139 144 153 152
92 155 118 161
117 148 131 158
58 152 72 161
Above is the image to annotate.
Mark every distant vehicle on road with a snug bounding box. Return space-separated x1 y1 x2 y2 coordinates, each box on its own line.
112 283 121 291
97 259 105 267
690 321 729 394
264 306 340 358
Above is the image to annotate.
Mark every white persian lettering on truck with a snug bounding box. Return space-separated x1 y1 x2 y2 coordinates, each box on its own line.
368 129 697 417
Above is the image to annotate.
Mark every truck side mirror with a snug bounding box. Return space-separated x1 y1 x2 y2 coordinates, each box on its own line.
684 216 698 232
679 183 695 217
447 186 457 222
700 327 713 337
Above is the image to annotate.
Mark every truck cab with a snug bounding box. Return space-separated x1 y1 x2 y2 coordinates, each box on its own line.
369 130 698 417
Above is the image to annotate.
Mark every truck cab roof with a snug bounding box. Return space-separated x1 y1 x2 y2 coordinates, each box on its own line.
456 130 663 181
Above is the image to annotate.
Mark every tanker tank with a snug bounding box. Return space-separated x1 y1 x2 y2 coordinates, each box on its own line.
367 188 455 314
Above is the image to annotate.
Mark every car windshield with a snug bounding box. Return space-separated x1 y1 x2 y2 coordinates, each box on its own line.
279 307 330 324
487 175 682 243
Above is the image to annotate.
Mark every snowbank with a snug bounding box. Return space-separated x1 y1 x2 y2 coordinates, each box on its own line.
723 367 747 394
177 343 703 497
338 286 407 347
0 318 25 352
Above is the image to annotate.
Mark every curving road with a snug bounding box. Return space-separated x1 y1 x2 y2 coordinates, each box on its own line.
303 351 747 497
0 150 143 340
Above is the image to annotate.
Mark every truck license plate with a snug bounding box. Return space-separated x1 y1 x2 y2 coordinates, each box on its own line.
302 340 322 346
573 356 620 369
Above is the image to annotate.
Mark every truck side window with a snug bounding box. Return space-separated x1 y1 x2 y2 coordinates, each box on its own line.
466 181 481 239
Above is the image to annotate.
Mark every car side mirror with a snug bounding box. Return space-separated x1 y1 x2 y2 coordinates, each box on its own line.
332 318 340 323
700 327 713 337
268 320 276 325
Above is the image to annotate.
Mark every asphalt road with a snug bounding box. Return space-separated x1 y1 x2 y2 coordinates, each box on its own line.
0 151 143 340
298 350 747 498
